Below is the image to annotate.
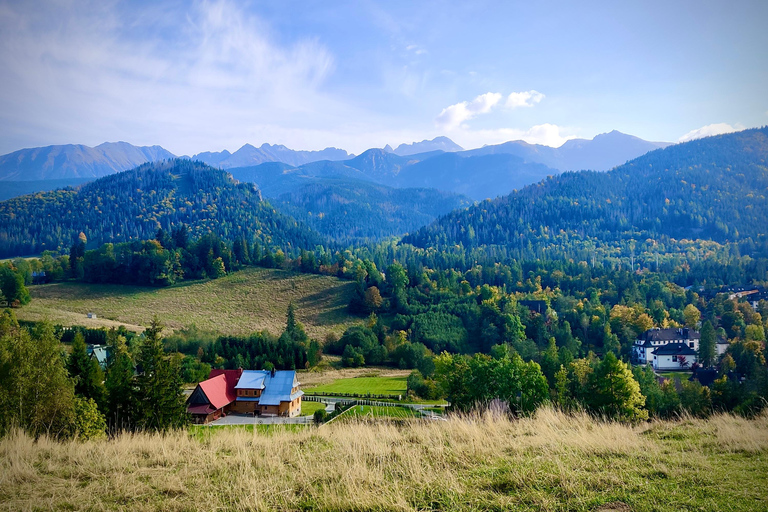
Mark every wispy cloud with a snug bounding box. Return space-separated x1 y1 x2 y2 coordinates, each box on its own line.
435 92 502 130
505 90 545 108
0 0 340 154
678 123 743 142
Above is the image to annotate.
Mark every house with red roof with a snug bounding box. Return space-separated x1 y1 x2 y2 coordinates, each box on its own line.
186 368 303 423
186 369 242 424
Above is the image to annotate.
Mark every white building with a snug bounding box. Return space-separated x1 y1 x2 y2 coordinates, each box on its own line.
634 328 700 365
652 343 698 371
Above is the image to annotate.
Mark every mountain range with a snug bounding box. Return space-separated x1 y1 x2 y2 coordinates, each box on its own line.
0 131 670 185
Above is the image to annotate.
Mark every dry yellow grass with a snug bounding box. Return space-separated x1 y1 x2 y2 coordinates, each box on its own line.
16 267 361 338
1 408 766 511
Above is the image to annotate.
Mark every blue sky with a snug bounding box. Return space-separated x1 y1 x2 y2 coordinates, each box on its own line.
0 0 765 156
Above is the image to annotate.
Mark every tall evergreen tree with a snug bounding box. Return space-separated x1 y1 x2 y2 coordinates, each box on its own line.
133 317 187 431
105 328 135 431
67 332 105 409
699 321 717 368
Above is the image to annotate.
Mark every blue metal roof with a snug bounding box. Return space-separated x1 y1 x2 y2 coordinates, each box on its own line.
246 370 302 406
235 370 268 390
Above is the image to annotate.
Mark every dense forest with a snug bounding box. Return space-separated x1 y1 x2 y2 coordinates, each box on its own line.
403 127 768 262
0 159 325 258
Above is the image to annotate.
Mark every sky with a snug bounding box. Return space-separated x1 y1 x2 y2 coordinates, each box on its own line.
0 0 766 156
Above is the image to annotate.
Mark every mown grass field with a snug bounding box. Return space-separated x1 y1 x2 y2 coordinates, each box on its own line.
303 375 408 396
2 409 767 511
16 267 361 338
346 405 420 419
299 401 328 417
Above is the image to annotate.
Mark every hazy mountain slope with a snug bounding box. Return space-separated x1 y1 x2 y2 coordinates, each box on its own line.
194 143 351 168
228 161 372 197
394 152 559 200
393 136 463 156
403 128 768 258
463 131 671 172
0 178 95 202
0 159 326 258
272 178 473 244
0 142 176 180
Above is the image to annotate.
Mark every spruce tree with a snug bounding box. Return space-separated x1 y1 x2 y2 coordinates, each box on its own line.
105 328 135 431
133 317 187 431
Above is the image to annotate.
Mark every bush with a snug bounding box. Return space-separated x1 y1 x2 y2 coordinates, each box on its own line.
313 409 327 424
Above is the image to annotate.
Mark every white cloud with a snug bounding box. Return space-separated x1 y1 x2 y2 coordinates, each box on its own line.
678 123 743 142
435 92 502 130
505 90 545 108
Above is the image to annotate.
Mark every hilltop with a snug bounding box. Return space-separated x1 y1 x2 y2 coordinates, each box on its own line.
0 159 326 258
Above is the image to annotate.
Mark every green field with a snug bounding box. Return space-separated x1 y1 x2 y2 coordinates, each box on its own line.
303 376 407 396
16 267 361 338
299 401 328 417
346 405 420 419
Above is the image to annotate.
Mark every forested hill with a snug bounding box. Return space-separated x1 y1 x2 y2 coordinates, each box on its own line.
402 127 768 261
0 159 325 258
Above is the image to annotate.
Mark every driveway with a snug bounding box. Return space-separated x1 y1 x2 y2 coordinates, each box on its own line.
208 413 313 426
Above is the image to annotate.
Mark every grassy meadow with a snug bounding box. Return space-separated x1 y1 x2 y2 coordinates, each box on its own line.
2 408 767 511
15 267 361 338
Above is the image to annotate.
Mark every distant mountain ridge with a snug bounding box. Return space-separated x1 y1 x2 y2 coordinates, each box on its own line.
0 131 671 195
0 142 175 180
392 136 463 156
463 130 671 172
192 143 351 168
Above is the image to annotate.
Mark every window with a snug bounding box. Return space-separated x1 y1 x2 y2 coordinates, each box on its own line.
672 356 677 362
689 342 694 348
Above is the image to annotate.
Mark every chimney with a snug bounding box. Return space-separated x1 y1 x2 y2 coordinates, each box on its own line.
271 368 276 378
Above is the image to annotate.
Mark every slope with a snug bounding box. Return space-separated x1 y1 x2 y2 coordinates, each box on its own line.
403 127 768 259
0 142 175 180
0 159 326 258
16 267 358 338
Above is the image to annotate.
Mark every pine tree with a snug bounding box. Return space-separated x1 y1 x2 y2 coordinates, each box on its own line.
67 332 105 408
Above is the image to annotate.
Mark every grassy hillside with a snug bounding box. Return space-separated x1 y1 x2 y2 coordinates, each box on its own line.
16 267 361 338
1 409 766 511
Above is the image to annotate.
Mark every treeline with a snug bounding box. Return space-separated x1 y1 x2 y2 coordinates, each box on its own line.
165 303 322 373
